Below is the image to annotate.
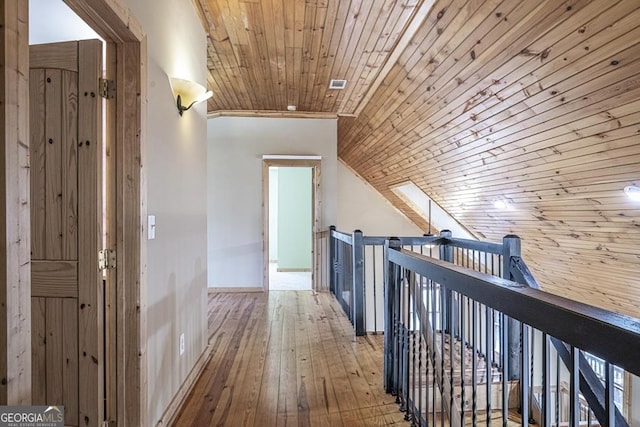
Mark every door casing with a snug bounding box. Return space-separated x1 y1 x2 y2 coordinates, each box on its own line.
262 158 322 292
1 1 147 425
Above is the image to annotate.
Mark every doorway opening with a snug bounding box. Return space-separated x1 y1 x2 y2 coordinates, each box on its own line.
268 166 313 290
22 0 145 425
262 158 321 292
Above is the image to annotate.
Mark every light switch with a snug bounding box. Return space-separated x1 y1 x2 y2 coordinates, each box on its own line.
148 215 156 240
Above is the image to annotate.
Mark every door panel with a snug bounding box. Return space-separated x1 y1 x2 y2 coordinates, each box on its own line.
30 39 103 427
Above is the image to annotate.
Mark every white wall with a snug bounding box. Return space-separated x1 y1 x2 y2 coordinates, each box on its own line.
277 167 312 270
121 0 208 424
29 0 101 44
337 161 423 236
268 167 279 261
208 117 337 288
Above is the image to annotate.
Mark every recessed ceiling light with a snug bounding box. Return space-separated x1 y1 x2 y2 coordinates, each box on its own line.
624 185 640 201
329 79 347 90
493 200 509 209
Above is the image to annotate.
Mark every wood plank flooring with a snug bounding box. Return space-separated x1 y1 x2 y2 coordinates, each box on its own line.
173 291 409 426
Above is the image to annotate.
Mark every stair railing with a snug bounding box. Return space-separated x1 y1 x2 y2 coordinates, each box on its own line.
383 237 640 427
329 226 439 335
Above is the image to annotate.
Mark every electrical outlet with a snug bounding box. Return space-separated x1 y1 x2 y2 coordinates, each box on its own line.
179 333 185 356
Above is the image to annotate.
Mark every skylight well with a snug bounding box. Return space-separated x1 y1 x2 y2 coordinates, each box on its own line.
391 181 476 240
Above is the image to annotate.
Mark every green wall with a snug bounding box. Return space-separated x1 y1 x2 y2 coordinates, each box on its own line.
277 167 312 270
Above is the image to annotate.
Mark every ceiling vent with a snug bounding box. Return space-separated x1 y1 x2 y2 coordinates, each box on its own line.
329 79 347 90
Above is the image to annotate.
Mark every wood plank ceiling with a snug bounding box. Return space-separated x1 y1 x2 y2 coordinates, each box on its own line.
193 0 640 318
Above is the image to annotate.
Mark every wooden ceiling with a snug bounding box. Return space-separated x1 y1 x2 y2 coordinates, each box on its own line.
193 0 640 318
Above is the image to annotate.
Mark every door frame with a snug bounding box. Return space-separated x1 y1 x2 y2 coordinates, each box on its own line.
262 157 321 292
1 0 147 425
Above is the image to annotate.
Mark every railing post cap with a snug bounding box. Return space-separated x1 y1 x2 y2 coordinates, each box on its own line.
388 237 401 248
503 234 520 240
354 229 363 234
330 225 336 230
439 229 452 237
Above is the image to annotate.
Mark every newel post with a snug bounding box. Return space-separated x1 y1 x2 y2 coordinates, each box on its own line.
503 235 522 381
384 238 401 393
329 226 336 295
438 230 454 334
352 230 365 336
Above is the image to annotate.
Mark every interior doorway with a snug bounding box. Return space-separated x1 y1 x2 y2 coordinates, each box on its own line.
29 3 108 425
268 166 313 291
22 0 145 425
262 157 321 292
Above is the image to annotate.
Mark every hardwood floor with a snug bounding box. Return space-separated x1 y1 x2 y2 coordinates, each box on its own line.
173 291 409 426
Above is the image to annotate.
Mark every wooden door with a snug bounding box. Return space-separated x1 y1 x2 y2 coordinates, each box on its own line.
29 40 104 427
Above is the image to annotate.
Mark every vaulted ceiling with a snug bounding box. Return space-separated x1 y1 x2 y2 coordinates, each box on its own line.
193 0 640 318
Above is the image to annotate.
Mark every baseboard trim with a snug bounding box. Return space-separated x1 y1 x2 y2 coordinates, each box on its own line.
155 343 214 426
208 287 264 293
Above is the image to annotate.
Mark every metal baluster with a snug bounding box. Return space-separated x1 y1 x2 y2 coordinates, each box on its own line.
502 314 509 427
570 346 579 427
431 279 437 427
394 268 402 399
440 284 446 427
555 351 560 427
409 275 416 422
542 333 551 427
403 272 410 414
398 267 405 403
417 274 424 427
449 290 455 427
460 295 466 426
404 273 410 414
530 329 535 425
472 301 478 427
372 246 377 334
605 362 615 427
521 324 530 427
486 307 493 426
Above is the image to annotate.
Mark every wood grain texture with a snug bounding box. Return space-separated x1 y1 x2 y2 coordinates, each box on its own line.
29 41 78 71
0 0 31 405
44 68 63 260
173 291 408 426
336 0 640 319
77 38 104 427
60 2 147 425
29 68 46 259
29 39 102 427
31 260 78 298
194 0 429 114
200 0 640 316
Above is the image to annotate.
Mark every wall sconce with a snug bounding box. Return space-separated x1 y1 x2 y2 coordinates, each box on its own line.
169 77 213 116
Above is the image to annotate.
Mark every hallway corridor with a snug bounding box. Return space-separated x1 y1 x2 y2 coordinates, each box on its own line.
173 291 407 426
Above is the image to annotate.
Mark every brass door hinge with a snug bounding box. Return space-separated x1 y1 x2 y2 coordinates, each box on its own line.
98 249 116 271
99 78 116 99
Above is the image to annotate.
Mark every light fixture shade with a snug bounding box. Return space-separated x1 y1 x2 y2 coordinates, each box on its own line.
169 77 213 116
